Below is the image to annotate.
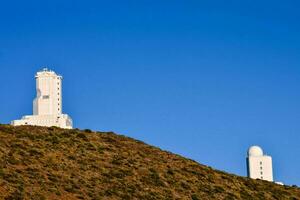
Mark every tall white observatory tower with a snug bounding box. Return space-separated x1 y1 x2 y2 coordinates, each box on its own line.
246 146 273 182
11 68 73 129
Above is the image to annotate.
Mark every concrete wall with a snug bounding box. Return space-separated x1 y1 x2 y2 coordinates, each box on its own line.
33 69 62 116
247 155 273 182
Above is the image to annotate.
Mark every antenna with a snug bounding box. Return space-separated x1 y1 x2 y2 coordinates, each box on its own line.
43 67 49 72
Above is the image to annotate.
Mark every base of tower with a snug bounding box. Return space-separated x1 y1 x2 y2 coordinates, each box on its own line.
11 114 73 129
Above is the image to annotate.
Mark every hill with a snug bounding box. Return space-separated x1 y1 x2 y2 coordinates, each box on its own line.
0 125 299 200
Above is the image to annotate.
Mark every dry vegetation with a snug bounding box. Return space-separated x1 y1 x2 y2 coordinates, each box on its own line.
0 124 299 200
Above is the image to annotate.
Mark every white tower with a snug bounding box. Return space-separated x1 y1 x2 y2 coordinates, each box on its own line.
11 68 73 129
33 69 63 116
247 146 273 182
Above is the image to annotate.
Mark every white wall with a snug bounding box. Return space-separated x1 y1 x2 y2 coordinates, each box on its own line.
247 155 273 182
33 70 62 115
12 114 72 129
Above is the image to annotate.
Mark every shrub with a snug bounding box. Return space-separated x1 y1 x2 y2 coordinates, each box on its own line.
77 132 88 141
191 194 199 200
149 168 165 187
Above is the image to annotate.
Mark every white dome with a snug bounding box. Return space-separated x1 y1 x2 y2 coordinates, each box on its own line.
248 146 263 156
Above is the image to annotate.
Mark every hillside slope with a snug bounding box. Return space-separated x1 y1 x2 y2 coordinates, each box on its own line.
0 125 299 200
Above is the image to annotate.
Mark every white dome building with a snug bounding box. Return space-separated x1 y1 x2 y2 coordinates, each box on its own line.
248 146 264 157
246 145 273 182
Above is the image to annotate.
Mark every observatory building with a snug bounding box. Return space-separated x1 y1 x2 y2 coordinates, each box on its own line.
11 68 73 129
246 146 273 182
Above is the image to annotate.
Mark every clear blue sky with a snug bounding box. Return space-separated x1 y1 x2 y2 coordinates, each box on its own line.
1 0 300 185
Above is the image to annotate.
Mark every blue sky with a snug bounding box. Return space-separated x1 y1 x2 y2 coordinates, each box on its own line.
1 0 300 185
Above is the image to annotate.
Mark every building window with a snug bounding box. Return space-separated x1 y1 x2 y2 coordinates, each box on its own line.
260 167 263 170
260 161 262 165
43 95 50 99
260 171 263 175
261 176 263 179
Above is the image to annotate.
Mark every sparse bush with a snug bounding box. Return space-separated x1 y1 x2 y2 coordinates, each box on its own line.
97 145 106 154
0 168 4 177
48 126 56 131
191 194 199 200
214 186 225 193
84 129 92 133
166 168 174 175
5 190 24 200
8 155 20 165
148 168 165 186
180 181 190 189
224 193 236 200
240 189 253 200
29 148 43 156
48 135 60 144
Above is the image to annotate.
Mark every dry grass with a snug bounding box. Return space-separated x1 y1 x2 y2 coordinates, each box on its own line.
0 124 299 200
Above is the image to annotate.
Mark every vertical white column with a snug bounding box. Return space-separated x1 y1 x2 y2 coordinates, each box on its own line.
32 69 63 116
